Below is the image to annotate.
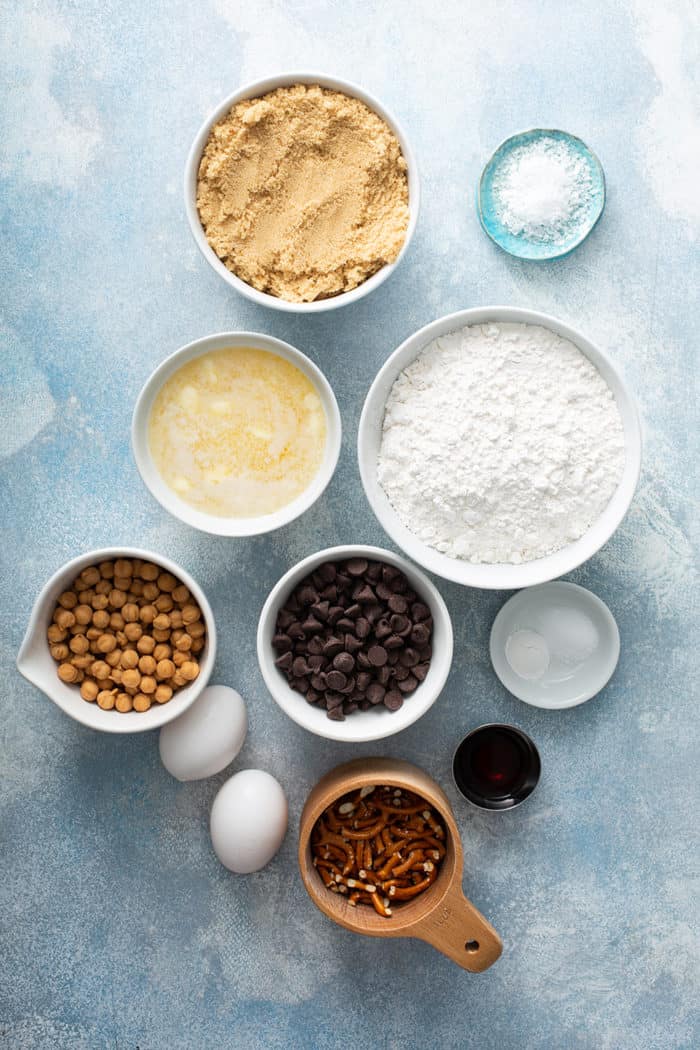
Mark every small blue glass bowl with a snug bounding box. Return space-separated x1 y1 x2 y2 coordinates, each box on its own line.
477 128 606 260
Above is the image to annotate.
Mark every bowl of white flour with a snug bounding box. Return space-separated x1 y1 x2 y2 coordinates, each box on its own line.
358 307 641 589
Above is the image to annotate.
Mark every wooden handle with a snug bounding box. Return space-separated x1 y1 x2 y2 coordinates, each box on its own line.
412 882 503 973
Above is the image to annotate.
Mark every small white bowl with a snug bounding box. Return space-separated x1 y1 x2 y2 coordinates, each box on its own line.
131 331 341 536
16 547 217 734
257 545 453 743
489 582 620 708
184 71 419 312
358 306 642 590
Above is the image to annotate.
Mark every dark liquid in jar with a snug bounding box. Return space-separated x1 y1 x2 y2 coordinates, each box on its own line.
453 725 540 809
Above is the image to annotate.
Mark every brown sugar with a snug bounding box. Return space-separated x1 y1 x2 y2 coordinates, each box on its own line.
196 84 410 302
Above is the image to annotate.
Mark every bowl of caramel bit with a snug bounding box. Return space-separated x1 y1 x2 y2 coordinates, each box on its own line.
17 548 217 733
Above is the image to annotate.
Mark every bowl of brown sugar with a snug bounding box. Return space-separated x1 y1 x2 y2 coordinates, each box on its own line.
185 72 419 312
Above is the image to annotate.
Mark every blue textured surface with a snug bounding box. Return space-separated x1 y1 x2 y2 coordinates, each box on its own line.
478 129 606 259
1 2 699 1048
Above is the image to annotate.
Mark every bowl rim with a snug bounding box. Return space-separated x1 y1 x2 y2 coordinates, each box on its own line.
131 330 342 536
184 70 420 313
488 581 621 709
477 127 606 261
16 546 217 734
256 544 454 743
358 305 642 589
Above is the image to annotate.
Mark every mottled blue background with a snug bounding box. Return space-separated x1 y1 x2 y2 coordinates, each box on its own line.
1 2 698 1048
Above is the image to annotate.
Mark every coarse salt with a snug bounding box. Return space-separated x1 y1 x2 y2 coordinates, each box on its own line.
492 136 593 244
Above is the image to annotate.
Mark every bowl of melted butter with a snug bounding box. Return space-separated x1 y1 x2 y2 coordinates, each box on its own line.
132 332 341 535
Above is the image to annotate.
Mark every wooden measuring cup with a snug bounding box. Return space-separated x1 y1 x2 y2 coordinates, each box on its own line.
298 757 502 972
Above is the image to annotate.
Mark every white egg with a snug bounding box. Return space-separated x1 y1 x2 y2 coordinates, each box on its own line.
158 685 247 782
210 770 288 874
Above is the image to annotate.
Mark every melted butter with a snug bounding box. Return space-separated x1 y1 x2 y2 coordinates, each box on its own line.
149 347 327 517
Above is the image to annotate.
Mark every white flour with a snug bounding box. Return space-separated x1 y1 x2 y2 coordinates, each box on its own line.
377 323 626 564
492 137 593 243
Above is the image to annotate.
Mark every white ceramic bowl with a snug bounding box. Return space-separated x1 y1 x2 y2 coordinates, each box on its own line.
132 331 341 536
489 582 620 709
257 545 453 743
184 71 419 313
16 547 217 734
358 306 642 590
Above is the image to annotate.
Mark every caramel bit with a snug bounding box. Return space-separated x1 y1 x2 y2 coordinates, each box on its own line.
48 559 205 712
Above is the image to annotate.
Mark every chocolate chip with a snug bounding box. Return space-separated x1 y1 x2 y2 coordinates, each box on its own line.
384 634 403 650
310 673 326 690
359 700 371 711
387 649 400 666
292 656 310 677
326 670 347 691
302 615 323 634
345 634 363 653
363 603 383 624
290 676 309 693
356 651 371 669
319 563 336 583
336 617 356 632
377 663 394 688
354 584 376 603
338 675 355 695
367 683 386 705
288 622 306 641
306 690 320 705
344 702 358 715
272 633 292 652
298 585 318 606
410 623 430 647
356 671 372 691
413 662 429 681
311 600 330 621
333 652 355 673
274 652 293 671
384 690 403 711
344 603 361 619
325 691 344 708
327 706 345 721
307 635 324 655
392 665 410 682
389 613 410 635
397 674 419 693
375 618 392 639
355 617 371 639
388 594 408 614
308 654 324 671
376 582 393 600
345 558 368 577
276 609 295 630
327 606 344 624
412 602 430 622
368 645 387 667
400 647 419 667
320 584 337 602
322 636 344 657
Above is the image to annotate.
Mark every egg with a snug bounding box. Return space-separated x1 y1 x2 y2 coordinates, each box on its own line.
158 684 247 782
210 770 288 873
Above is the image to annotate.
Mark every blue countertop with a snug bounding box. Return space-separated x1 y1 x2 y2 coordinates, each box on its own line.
1 2 698 1047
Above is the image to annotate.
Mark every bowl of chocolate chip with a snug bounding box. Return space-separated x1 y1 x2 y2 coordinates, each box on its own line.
257 545 453 742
